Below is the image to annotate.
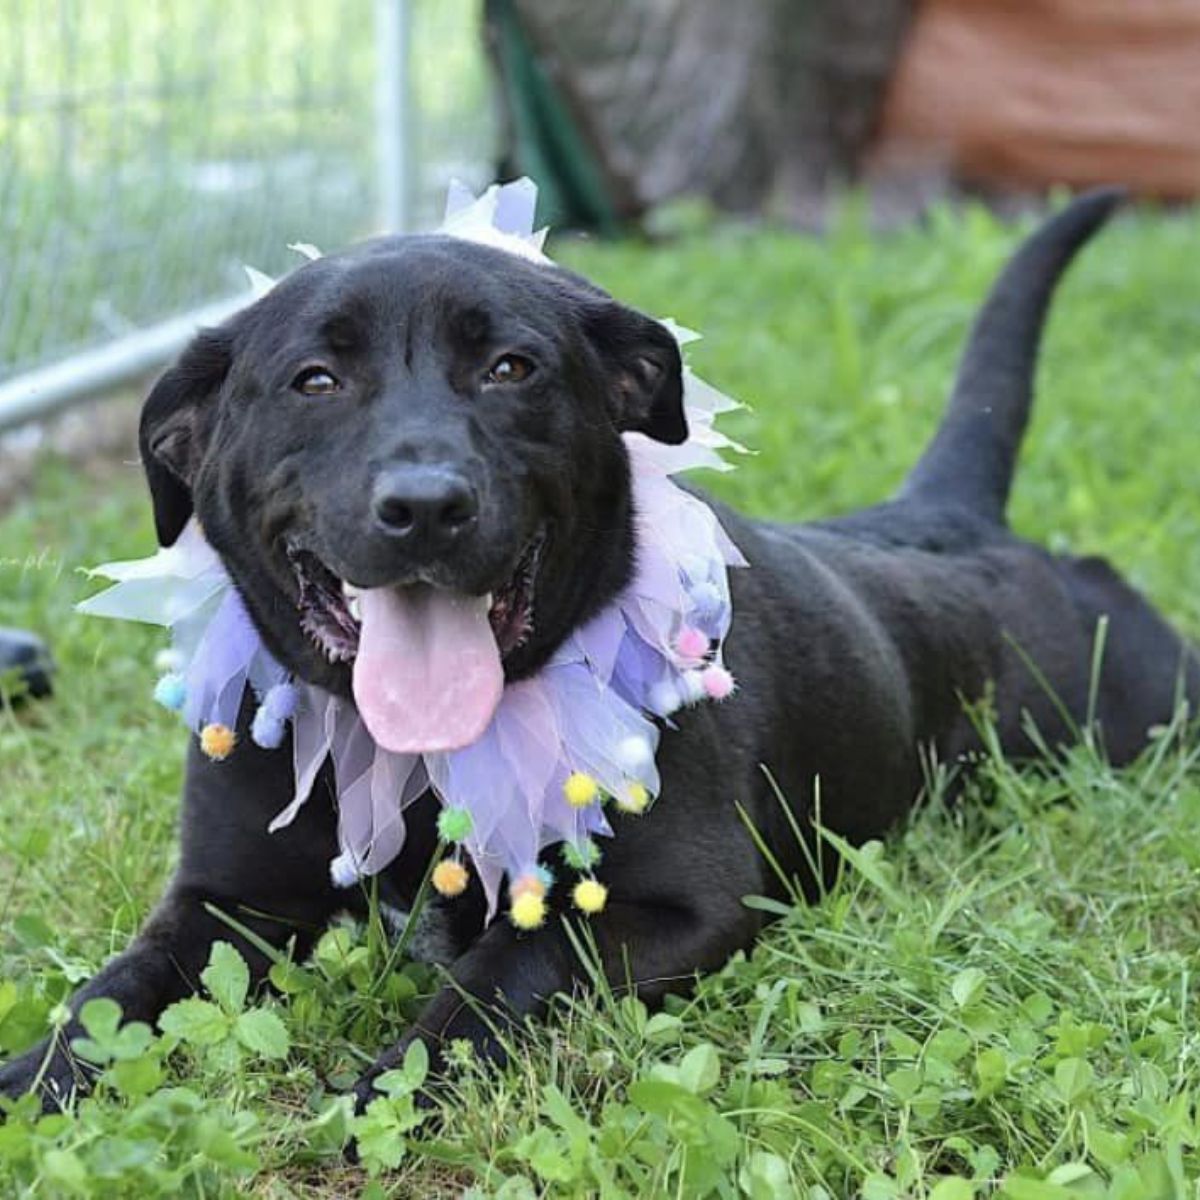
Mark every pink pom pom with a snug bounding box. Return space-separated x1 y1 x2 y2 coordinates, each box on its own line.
701 664 735 700
674 626 709 662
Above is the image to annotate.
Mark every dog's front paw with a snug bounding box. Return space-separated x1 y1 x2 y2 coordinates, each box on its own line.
0 1038 97 1115
351 1030 444 1117
344 1030 445 1166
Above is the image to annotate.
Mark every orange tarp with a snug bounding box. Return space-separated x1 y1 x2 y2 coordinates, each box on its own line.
875 0 1200 199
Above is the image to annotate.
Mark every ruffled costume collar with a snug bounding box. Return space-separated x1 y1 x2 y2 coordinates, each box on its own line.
79 180 748 927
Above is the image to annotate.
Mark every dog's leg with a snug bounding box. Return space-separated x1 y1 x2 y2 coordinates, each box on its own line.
352 889 760 1106
0 730 342 1110
352 742 767 1107
0 886 331 1109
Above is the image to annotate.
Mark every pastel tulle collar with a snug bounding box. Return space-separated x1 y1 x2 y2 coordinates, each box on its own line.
79 180 748 927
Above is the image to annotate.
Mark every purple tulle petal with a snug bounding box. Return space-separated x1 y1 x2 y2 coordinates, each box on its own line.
269 685 336 833
492 176 538 237
572 605 627 683
182 590 261 729
611 630 671 711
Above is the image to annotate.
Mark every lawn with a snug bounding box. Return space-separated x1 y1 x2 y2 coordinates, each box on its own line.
2 198 1200 1197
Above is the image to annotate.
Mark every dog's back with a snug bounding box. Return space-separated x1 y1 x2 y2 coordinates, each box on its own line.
710 190 1200 866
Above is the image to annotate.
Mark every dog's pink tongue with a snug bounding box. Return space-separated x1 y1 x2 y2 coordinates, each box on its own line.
352 584 503 753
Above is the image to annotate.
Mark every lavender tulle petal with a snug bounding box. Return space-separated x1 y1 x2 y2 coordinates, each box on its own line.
352 741 422 876
443 178 478 221
270 685 336 833
611 630 672 711
247 650 289 703
182 591 260 729
571 605 627 683
492 176 538 237
495 679 561 813
330 711 379 867
547 663 660 799
169 594 227 665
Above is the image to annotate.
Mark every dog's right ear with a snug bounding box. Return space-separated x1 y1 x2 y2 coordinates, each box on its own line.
139 327 234 546
579 301 688 445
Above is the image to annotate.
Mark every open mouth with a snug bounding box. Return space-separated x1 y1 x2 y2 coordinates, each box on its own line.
286 529 546 665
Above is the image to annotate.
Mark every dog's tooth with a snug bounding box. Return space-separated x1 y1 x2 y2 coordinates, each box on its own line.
341 580 361 600
347 594 362 622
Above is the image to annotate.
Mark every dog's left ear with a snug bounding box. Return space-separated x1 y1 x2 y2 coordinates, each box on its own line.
582 303 687 444
139 327 234 546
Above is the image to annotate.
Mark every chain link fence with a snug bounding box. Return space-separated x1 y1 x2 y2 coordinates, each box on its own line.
0 0 494 420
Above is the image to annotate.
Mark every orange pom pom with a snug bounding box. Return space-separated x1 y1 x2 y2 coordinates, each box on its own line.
432 858 469 897
199 723 236 761
510 873 546 901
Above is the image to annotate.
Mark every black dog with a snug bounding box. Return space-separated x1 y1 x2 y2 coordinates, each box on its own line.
4 189 1196 1110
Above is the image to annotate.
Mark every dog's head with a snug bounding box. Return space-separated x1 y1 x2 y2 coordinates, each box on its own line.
139 235 685 746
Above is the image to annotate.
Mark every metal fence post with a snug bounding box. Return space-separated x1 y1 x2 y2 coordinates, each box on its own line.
376 0 413 234
0 296 250 434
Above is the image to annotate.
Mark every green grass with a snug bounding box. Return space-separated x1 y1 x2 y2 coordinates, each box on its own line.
2 198 1200 1197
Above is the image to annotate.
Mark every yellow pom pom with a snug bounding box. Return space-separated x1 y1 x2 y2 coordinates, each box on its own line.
432 859 469 898
616 782 650 814
509 891 546 930
199 723 236 761
572 878 608 915
563 771 600 808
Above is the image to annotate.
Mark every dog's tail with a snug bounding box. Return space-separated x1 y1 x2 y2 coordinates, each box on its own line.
900 187 1124 523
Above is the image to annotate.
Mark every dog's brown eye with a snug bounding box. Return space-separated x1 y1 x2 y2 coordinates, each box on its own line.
485 355 534 386
292 367 340 396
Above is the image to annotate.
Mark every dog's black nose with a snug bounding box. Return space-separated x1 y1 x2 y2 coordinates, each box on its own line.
372 466 478 544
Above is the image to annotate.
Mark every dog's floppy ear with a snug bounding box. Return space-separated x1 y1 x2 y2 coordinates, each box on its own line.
139 327 234 546
582 302 687 444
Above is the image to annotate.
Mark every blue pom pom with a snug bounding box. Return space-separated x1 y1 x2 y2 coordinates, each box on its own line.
535 863 556 890
261 682 298 721
329 852 362 889
250 707 286 749
153 672 187 712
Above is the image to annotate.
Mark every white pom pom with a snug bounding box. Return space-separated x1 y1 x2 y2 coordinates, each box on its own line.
680 670 707 705
649 680 681 716
329 852 362 889
615 735 653 772
154 647 183 673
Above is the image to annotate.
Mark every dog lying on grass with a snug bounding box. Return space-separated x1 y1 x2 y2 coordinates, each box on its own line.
3 186 1196 1111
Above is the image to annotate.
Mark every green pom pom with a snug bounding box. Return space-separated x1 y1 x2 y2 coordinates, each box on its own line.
437 807 474 843
562 838 601 870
